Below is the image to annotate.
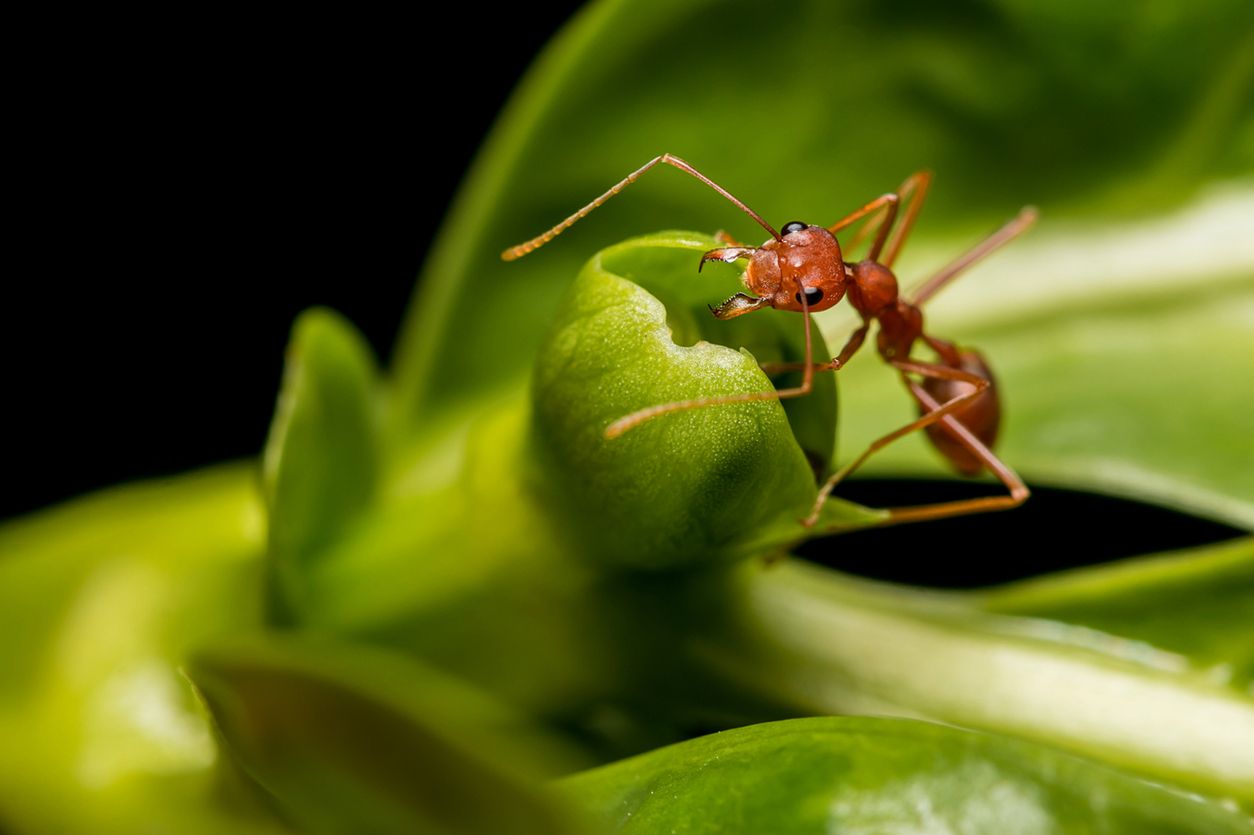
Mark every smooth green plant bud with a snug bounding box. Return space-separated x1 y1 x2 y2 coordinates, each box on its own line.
531 232 873 570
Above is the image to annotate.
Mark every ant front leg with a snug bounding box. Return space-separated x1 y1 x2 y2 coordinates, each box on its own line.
803 357 1020 527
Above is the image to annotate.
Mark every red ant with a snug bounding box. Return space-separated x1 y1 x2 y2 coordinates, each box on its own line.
502 154 1037 527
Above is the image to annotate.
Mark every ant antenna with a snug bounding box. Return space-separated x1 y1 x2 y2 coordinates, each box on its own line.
502 154 780 261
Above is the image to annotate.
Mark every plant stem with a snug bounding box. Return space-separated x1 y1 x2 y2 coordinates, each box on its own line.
692 559 1254 803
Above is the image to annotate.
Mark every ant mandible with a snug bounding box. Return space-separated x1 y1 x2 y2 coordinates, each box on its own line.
502 154 1037 527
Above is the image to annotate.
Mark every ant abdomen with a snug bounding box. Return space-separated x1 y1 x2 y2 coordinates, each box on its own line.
921 349 1001 476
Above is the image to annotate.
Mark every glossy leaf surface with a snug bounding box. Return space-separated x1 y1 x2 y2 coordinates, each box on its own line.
561 717 1253 834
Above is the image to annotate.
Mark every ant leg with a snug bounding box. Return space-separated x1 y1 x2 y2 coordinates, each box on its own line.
828 193 900 241
606 293 823 438
880 381 1030 524
910 207 1039 305
841 210 888 254
758 360 830 375
502 154 780 261
828 171 931 262
803 358 1004 526
715 230 746 246
880 171 933 267
759 321 869 376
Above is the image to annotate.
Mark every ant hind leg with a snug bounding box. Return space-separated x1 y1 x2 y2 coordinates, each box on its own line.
804 357 1027 526
883 380 1029 525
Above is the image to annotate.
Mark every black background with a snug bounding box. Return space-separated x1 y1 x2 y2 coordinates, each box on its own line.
3 8 584 521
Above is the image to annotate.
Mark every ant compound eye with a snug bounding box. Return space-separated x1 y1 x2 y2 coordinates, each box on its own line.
781 221 808 236
794 287 824 306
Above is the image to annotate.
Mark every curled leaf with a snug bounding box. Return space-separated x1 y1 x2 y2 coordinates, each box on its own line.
263 308 381 619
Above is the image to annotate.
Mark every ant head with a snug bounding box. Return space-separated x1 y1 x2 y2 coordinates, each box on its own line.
741 222 847 314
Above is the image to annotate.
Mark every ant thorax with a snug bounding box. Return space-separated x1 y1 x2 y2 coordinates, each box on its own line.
847 260 900 318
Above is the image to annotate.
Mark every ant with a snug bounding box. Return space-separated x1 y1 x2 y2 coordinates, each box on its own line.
502 154 1037 527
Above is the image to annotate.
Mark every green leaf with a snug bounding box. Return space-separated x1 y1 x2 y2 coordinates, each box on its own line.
560 716 1252 834
189 636 586 835
832 255 1254 528
532 233 877 568
263 308 382 618
389 0 1254 524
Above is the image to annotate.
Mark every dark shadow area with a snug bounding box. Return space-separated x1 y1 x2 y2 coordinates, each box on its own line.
795 480 1245 588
